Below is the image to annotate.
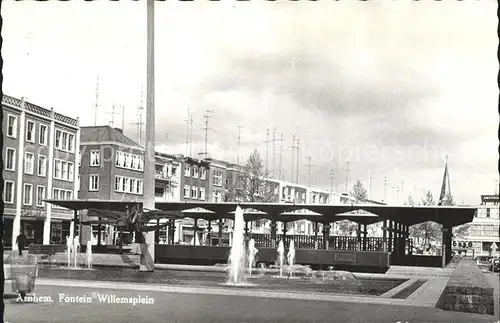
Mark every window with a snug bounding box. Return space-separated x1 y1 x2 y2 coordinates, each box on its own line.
68 163 74 180
193 166 199 178
55 130 61 148
114 176 143 194
115 176 122 192
184 165 191 177
199 187 205 200
6 148 15 171
54 129 75 152
52 188 73 207
38 155 47 176
89 175 99 191
36 186 46 206
212 191 222 203
200 167 207 180
191 186 198 199
54 160 62 179
213 171 223 186
7 115 18 138
129 179 136 193
26 120 35 143
486 208 490 218
39 124 48 145
24 152 34 174
131 156 137 169
184 185 190 198
4 181 14 203
137 180 143 194
90 150 100 166
53 159 74 181
68 134 75 152
62 162 68 180
23 184 33 205
138 156 144 171
115 151 143 171
62 132 68 150
225 178 230 187
78 150 82 167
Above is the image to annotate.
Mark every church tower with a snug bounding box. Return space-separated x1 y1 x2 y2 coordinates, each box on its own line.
438 156 453 206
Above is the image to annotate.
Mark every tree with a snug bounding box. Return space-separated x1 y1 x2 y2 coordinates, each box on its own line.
350 180 368 202
404 195 415 206
337 180 368 236
408 191 442 249
225 149 277 203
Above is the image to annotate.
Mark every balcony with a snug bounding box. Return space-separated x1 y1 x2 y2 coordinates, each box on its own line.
155 170 177 183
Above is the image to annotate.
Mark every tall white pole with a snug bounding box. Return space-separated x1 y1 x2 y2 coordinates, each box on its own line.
140 0 155 272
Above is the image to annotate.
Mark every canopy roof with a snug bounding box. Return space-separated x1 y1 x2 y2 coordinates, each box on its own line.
44 200 476 227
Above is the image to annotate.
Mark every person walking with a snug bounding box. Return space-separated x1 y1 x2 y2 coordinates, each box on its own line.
16 232 26 256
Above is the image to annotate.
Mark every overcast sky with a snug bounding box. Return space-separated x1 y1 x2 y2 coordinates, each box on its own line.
3 1 498 205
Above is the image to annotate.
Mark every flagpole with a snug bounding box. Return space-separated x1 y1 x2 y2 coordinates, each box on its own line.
140 0 155 272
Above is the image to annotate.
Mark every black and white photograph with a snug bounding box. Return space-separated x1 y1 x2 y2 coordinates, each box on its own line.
0 1 498 322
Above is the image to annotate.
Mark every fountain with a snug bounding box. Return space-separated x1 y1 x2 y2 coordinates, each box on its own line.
226 206 247 285
66 235 72 268
287 240 295 277
247 238 258 276
73 235 80 269
86 240 93 269
259 263 266 277
277 240 285 277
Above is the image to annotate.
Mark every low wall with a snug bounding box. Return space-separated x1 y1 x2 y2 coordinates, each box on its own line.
392 255 443 267
27 244 66 255
437 260 494 315
155 245 390 273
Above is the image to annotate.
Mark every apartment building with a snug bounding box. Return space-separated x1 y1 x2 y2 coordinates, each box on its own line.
2 95 79 247
78 125 146 244
462 194 500 257
78 126 147 202
154 152 181 202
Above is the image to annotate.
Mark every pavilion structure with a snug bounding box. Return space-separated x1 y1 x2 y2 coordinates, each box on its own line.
44 199 476 272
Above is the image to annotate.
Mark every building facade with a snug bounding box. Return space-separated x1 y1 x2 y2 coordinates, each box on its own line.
154 152 181 203
462 194 500 257
2 95 79 247
78 125 146 244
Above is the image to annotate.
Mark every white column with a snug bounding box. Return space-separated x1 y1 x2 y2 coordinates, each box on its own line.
12 101 26 249
43 109 56 244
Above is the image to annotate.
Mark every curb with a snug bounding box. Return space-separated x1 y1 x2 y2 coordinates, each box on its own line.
34 278 437 308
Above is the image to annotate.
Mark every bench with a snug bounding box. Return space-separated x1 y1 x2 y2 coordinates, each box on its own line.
437 260 494 315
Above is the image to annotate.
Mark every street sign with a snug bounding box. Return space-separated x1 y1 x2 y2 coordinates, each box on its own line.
490 242 498 252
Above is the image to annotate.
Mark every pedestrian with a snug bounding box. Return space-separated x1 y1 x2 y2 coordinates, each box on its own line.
16 232 26 256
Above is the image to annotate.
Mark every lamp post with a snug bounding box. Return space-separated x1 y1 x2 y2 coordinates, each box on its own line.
140 0 156 272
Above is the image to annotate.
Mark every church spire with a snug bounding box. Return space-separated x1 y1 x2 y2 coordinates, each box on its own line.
438 155 452 206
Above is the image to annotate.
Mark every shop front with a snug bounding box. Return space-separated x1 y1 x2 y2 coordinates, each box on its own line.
3 214 73 249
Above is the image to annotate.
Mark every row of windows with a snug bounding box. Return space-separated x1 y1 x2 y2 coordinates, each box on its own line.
471 224 499 237
5 148 74 181
183 185 206 200
184 165 207 180
7 115 75 152
115 151 144 171
115 176 143 195
475 207 500 218
3 180 72 207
